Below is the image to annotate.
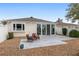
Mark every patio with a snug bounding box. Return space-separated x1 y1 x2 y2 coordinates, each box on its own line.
20 35 75 49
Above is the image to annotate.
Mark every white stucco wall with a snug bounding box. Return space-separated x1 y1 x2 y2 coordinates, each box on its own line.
55 27 62 35
0 24 8 42
8 20 79 37
8 21 37 37
25 23 37 36
8 21 54 37
55 23 79 36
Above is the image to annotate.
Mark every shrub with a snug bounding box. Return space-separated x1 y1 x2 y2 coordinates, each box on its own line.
69 30 79 37
7 32 14 39
62 28 67 35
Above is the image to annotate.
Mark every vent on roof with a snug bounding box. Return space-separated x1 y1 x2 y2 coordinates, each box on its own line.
30 16 33 18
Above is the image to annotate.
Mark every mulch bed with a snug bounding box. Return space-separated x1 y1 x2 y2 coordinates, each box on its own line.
0 38 79 56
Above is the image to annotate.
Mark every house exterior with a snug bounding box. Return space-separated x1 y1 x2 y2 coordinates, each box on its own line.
55 18 79 35
7 17 55 37
1 17 79 38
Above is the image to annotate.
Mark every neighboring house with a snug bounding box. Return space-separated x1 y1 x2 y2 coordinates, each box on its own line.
55 18 79 35
6 17 55 37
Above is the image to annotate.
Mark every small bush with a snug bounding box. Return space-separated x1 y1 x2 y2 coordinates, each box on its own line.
62 28 67 35
7 32 14 39
69 30 79 37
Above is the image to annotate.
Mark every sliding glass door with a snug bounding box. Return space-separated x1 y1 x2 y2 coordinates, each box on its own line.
51 24 55 34
37 24 54 35
37 24 41 35
42 24 46 35
47 24 50 35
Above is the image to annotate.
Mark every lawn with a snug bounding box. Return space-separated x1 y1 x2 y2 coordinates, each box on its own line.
0 37 79 56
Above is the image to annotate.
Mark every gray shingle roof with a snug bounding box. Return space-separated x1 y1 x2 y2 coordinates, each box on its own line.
7 17 53 23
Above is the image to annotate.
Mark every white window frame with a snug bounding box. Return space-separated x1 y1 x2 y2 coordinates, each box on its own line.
13 23 25 32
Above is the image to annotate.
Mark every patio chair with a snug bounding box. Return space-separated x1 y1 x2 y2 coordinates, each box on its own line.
26 34 33 42
32 33 40 40
32 33 37 40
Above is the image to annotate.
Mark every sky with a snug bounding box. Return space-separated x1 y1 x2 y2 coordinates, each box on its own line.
0 3 69 22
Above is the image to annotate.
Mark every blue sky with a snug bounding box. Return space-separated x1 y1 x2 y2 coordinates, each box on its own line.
0 3 68 22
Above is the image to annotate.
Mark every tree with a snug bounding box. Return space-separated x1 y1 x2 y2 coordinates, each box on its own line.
66 3 79 23
1 21 7 25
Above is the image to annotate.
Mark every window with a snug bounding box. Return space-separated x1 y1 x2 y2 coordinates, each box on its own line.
51 24 55 34
13 24 15 30
23 24 24 30
37 24 41 35
47 24 50 35
16 24 22 30
13 24 25 31
42 24 46 35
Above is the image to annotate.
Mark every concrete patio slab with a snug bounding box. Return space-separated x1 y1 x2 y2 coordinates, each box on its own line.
20 35 75 49
20 40 66 49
